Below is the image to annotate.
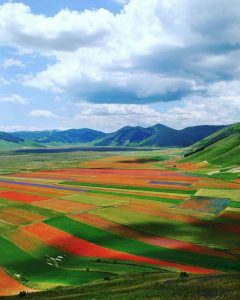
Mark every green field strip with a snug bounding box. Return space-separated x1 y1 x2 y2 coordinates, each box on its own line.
60 181 195 195
0 197 16 208
13 202 62 218
45 216 240 272
0 176 60 184
89 190 183 205
0 236 113 288
0 200 62 219
0 219 16 234
61 193 127 207
229 201 240 208
91 207 240 250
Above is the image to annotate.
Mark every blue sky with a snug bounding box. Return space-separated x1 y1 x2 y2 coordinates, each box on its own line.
0 0 239 132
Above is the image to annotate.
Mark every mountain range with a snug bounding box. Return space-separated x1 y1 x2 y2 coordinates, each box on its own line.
3 124 226 148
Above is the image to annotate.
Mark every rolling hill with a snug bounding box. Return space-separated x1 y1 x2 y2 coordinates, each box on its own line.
183 122 240 166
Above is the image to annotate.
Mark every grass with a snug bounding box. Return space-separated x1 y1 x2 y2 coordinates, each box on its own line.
2 272 240 300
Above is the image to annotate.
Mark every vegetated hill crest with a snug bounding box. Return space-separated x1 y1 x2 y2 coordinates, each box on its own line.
5 123 226 148
183 122 240 166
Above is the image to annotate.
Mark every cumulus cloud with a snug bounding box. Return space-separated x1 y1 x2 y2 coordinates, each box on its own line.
29 110 56 118
0 3 114 52
0 0 239 128
7 0 238 104
3 58 25 68
0 94 28 104
73 80 240 131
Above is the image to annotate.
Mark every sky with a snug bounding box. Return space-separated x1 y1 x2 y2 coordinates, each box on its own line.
0 0 240 132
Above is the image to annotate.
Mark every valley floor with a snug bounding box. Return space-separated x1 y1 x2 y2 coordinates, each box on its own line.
0 148 239 298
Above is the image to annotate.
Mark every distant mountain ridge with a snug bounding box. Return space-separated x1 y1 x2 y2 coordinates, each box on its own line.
0 131 41 150
14 129 105 144
6 124 226 148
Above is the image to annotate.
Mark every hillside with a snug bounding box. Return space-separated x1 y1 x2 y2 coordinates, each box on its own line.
180 125 225 144
2 272 240 300
183 122 240 166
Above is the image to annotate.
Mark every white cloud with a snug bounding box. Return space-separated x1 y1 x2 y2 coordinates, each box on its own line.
3 58 25 68
0 94 28 104
72 80 240 131
29 110 56 118
8 0 238 105
0 0 240 128
0 3 114 53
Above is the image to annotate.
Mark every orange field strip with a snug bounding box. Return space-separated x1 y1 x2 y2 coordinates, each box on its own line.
0 183 72 197
0 207 44 225
192 180 240 189
25 222 219 274
0 191 49 203
34 198 96 213
71 213 233 259
0 267 32 296
8 228 46 253
8 169 201 190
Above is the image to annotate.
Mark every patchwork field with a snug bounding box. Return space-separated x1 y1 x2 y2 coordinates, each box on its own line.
0 149 239 297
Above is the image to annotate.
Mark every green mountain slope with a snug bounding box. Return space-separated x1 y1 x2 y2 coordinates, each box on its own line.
183 122 240 166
